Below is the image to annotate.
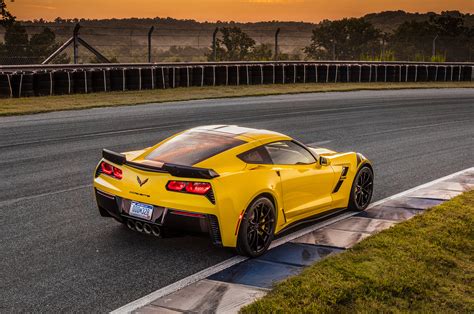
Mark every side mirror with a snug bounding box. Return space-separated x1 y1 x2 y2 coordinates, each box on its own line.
319 157 331 166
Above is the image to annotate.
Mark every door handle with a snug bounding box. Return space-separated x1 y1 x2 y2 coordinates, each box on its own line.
276 170 281 177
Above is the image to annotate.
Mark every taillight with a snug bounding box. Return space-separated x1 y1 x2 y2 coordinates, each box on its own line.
113 167 123 179
167 181 211 195
100 161 122 180
167 180 187 191
185 182 211 195
101 161 113 175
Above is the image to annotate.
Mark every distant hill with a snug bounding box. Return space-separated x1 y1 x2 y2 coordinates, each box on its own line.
16 10 473 33
364 10 474 32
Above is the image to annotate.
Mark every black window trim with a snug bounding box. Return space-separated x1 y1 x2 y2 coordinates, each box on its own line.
237 145 273 165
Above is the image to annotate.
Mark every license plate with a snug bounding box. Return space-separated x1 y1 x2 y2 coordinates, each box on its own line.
129 202 154 220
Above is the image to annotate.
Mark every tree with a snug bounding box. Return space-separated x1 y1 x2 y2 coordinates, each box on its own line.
0 23 30 64
249 43 273 61
430 11 472 61
0 25 70 64
0 0 27 64
0 1 70 64
304 18 381 60
210 27 256 61
29 27 70 64
389 20 436 61
430 11 465 37
0 0 14 27
209 27 282 61
389 11 473 61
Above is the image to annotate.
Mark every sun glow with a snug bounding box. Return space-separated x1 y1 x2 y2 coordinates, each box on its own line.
9 0 474 22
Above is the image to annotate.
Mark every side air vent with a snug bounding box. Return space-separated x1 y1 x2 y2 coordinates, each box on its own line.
333 166 349 193
332 180 344 193
208 215 222 246
206 189 216 204
341 166 349 177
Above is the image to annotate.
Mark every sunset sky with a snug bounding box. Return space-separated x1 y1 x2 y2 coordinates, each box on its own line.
9 0 474 22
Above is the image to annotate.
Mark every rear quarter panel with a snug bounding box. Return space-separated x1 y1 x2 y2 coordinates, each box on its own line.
213 167 284 247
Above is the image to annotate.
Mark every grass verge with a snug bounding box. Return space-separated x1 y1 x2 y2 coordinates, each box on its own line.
1 82 473 116
242 190 474 313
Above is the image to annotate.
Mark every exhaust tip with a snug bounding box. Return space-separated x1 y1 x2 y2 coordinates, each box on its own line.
135 221 144 232
143 223 152 235
151 225 162 238
126 219 135 230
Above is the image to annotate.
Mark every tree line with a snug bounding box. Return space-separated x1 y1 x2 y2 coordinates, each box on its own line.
213 12 472 62
306 11 472 62
0 0 472 64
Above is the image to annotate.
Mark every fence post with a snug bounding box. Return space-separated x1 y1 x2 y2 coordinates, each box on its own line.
332 40 336 60
237 65 240 85
303 64 306 83
315 64 318 83
212 28 219 61
148 26 155 63
73 23 81 64
274 28 280 61
432 34 439 58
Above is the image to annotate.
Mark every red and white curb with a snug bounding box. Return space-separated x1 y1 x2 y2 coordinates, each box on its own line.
112 167 473 314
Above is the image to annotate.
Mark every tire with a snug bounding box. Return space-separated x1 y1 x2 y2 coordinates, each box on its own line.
236 196 276 257
348 166 374 211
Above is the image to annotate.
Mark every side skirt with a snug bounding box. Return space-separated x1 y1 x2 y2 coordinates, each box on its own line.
275 207 348 237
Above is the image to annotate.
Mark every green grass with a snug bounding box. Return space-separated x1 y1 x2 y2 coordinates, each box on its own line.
1 81 473 116
242 190 474 313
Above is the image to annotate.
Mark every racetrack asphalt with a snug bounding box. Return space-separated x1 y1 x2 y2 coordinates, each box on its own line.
0 88 473 312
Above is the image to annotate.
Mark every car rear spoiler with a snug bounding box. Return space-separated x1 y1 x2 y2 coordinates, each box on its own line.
102 149 219 179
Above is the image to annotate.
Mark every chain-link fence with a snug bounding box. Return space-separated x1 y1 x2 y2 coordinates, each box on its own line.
0 22 314 65
0 21 472 65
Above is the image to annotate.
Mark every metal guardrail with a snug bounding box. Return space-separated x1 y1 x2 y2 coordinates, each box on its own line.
1 60 474 72
0 61 473 98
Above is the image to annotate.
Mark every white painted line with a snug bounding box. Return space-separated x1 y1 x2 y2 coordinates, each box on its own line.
0 123 186 149
270 211 358 249
112 211 356 314
111 166 473 314
111 256 247 314
0 184 92 207
368 166 474 208
357 119 471 137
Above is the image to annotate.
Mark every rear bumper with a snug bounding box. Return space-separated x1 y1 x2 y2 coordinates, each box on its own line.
95 188 222 246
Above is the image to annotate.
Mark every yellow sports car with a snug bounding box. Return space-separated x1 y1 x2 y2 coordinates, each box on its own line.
93 125 373 256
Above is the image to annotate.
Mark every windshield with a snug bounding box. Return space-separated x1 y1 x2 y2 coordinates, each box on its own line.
145 131 245 166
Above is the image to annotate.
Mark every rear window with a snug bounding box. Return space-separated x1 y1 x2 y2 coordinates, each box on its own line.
145 131 245 166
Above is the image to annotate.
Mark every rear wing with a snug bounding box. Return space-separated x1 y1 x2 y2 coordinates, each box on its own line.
102 149 219 179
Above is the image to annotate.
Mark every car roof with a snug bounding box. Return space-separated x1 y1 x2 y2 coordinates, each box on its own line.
190 125 291 142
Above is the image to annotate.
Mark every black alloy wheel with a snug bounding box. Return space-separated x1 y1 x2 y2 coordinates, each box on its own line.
236 196 276 257
348 166 374 211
